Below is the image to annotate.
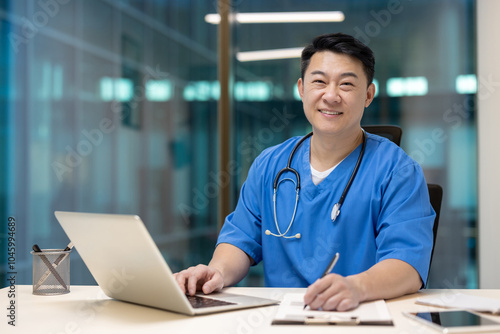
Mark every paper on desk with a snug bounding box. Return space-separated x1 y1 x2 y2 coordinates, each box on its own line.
272 293 393 325
416 292 500 315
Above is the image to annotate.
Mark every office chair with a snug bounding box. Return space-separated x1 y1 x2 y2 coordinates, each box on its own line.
426 183 443 281
363 125 443 279
362 125 403 146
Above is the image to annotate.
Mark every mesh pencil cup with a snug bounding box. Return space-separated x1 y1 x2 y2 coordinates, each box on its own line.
31 248 71 295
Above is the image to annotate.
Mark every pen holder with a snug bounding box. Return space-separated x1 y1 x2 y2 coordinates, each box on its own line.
31 248 71 295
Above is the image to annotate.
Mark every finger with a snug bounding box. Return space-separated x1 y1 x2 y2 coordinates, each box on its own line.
320 283 360 311
174 271 187 294
308 286 340 310
187 272 201 296
304 280 326 305
320 292 342 311
336 298 359 312
202 279 221 294
322 293 358 311
309 276 349 310
186 265 209 295
201 273 223 294
304 275 337 307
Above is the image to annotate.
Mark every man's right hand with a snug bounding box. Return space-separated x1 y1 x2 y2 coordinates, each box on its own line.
173 264 224 296
173 243 252 296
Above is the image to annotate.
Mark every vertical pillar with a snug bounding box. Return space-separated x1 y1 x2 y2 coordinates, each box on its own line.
477 0 500 288
217 0 232 230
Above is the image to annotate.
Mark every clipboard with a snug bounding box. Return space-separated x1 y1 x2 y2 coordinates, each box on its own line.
271 293 394 326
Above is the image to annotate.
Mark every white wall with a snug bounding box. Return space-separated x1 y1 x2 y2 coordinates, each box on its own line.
478 0 500 288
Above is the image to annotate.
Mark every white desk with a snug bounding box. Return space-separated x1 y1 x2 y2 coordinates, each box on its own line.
2 285 500 333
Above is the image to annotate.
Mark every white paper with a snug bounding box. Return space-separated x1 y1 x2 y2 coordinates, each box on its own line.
416 293 500 314
273 293 392 324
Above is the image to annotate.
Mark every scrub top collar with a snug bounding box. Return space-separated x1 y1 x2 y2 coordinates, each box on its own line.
298 135 366 199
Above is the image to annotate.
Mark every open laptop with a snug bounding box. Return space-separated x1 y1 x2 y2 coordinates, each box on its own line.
54 211 278 315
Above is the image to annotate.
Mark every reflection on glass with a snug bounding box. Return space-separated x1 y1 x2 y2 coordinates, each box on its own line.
0 0 219 286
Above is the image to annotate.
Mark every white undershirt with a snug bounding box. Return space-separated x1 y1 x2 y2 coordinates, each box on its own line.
310 162 341 185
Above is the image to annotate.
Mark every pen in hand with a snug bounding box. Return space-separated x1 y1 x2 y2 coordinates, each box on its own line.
304 252 340 310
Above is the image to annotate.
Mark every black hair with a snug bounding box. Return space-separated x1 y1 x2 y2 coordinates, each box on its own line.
300 33 375 86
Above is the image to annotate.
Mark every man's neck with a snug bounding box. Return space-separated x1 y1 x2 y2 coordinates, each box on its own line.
310 129 364 172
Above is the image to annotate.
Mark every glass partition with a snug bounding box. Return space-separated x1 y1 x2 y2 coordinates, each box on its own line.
0 0 220 285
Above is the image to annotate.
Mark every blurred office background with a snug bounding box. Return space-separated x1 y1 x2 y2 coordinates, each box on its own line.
0 0 476 288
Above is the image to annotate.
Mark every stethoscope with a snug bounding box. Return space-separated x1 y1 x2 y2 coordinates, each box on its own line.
265 130 367 239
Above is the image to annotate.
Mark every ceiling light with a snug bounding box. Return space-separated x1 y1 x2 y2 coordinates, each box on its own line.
205 11 345 24
237 47 303 62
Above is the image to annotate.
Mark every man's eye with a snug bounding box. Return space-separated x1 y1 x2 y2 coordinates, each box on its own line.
313 79 325 84
341 82 353 86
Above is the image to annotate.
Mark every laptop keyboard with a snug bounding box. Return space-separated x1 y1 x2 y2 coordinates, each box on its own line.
186 295 237 309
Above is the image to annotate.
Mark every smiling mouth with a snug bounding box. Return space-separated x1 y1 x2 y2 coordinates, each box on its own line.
319 110 342 116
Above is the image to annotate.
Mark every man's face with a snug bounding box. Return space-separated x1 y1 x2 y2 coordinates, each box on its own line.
297 51 375 138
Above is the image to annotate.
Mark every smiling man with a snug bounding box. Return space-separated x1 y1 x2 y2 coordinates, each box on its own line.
175 33 435 311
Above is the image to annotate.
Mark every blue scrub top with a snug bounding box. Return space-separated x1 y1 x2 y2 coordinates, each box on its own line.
217 133 435 288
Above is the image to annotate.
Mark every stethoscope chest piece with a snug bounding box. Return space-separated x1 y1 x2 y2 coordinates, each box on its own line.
331 203 341 222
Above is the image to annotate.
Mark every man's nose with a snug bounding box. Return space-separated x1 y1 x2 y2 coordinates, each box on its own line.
322 85 341 103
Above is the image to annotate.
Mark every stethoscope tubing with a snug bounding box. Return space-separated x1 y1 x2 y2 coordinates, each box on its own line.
269 130 366 239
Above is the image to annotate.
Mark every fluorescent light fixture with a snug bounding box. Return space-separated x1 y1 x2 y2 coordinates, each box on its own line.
456 74 477 94
237 47 303 62
183 81 220 101
205 11 345 24
146 80 173 101
387 77 428 97
99 77 134 101
100 77 114 101
234 81 272 101
115 78 133 101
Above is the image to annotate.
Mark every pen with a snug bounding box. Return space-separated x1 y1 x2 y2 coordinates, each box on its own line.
304 252 340 310
33 243 72 290
320 252 340 278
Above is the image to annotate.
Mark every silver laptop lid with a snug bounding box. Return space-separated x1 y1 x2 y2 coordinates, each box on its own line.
55 211 195 315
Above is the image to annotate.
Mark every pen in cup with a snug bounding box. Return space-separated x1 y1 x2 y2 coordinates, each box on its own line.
36 243 73 288
32 243 73 290
304 252 340 310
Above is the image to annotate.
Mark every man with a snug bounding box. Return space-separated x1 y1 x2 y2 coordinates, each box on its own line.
174 33 435 311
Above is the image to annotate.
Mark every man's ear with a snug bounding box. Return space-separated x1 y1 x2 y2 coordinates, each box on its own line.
364 83 376 108
297 78 304 100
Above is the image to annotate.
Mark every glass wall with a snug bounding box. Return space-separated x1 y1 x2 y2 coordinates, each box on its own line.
1 0 477 290
0 0 221 285
230 0 477 288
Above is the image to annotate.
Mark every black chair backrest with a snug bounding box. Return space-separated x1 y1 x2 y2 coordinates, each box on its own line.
363 125 403 146
427 183 443 274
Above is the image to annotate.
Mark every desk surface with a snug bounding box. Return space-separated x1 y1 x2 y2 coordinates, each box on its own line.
2 285 500 333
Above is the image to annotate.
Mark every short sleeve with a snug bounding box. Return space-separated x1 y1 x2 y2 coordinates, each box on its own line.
375 162 435 286
216 159 265 264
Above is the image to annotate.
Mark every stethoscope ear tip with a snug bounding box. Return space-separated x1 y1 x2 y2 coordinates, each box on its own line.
265 230 271 235
295 233 301 239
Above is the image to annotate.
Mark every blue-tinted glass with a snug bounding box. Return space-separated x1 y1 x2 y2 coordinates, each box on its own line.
0 0 219 286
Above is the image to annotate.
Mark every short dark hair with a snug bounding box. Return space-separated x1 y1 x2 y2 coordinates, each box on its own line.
300 33 375 86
